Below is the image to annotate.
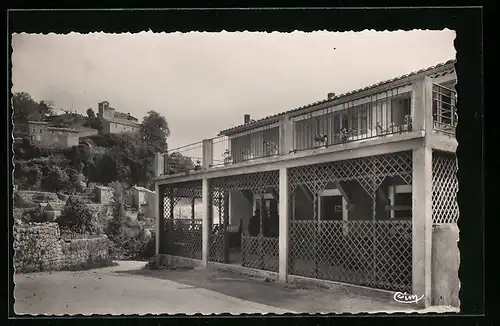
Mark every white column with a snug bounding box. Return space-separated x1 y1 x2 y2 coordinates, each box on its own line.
411 76 434 132
202 178 210 267
279 116 294 155
202 139 214 170
153 153 165 177
278 167 289 282
412 145 433 308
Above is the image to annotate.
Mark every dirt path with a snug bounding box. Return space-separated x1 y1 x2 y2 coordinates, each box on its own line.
14 261 458 315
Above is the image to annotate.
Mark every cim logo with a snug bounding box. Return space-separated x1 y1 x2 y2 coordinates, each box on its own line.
393 292 424 304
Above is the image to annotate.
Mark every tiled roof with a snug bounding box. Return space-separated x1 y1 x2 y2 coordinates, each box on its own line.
218 59 456 135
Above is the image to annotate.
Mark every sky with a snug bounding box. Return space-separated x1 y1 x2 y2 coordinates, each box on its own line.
12 30 456 149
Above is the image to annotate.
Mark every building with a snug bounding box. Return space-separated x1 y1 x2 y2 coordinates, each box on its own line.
152 59 459 308
27 121 98 148
131 185 157 218
97 101 140 134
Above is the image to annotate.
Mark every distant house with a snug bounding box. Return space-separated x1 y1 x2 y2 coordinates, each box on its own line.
131 185 156 218
27 121 98 148
95 186 114 205
43 201 66 221
97 101 140 134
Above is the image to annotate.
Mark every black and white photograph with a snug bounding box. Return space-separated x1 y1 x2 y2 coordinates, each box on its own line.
8 9 480 317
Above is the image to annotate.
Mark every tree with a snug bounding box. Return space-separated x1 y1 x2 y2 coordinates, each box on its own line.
38 101 55 118
166 152 195 174
83 117 103 132
12 92 42 122
86 108 96 118
106 181 127 237
140 111 170 152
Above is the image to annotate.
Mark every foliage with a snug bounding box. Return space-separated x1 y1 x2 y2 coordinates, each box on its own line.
58 196 102 235
106 181 127 238
14 161 43 189
166 152 195 174
87 134 153 187
86 108 96 118
63 145 91 173
48 112 87 128
108 230 155 260
140 110 170 152
12 92 54 123
40 165 70 193
83 117 103 132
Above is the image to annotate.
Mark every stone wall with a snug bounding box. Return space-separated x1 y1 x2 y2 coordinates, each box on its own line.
13 223 110 273
431 223 460 308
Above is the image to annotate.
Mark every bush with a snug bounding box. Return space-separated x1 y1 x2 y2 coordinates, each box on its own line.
58 196 102 235
41 165 70 193
108 231 155 261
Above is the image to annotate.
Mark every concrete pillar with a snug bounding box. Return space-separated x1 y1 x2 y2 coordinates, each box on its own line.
202 139 214 170
411 76 434 132
279 116 294 155
431 223 460 307
153 153 165 177
201 178 210 267
412 145 433 308
278 167 289 282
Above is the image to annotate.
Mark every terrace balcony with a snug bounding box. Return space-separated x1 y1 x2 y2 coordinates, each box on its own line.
155 76 457 179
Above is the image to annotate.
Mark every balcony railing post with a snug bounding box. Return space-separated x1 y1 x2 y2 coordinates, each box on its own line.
202 138 214 170
279 115 294 155
411 76 433 132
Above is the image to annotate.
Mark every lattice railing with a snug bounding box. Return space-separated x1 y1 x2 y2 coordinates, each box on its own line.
164 219 203 260
209 171 280 269
432 151 459 224
289 220 412 292
241 235 279 272
160 181 203 259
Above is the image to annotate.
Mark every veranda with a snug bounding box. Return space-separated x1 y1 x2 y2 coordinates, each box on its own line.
156 148 458 301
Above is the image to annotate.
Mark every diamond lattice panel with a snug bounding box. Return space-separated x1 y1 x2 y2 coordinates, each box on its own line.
432 151 459 224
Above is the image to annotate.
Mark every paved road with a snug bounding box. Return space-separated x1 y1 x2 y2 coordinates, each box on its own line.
14 261 458 315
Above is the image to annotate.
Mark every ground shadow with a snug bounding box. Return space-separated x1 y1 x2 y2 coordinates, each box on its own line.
112 265 412 313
